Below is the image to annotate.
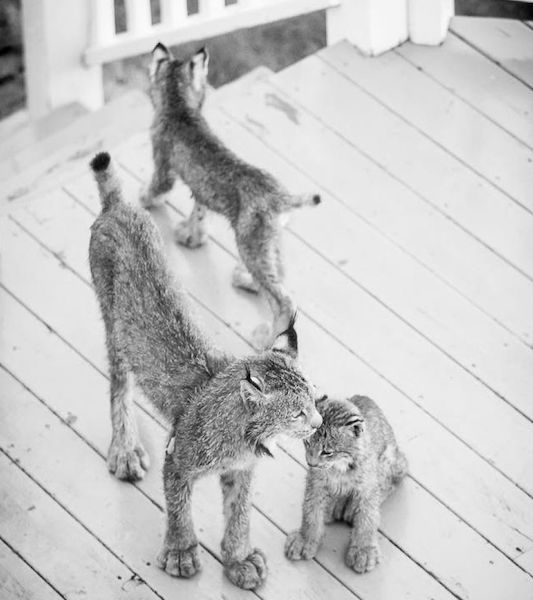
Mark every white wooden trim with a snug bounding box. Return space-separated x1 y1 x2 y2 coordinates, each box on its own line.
84 0 340 66
160 0 188 27
326 0 408 56
22 0 104 119
125 0 152 33
408 0 454 45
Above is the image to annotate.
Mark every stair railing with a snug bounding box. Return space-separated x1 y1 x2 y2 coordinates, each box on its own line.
21 0 453 119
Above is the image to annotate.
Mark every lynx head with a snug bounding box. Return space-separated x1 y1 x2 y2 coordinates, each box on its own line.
304 396 365 472
149 42 209 112
238 314 322 455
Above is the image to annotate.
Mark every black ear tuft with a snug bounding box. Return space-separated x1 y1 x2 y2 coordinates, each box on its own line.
152 42 169 56
272 311 298 358
90 152 110 172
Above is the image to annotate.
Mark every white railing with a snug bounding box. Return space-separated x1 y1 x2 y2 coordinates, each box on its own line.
21 0 453 120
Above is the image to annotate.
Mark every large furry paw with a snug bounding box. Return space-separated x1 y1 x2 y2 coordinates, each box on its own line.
345 544 381 573
157 544 201 578
284 530 320 560
174 220 208 248
224 549 267 590
139 184 165 209
232 264 260 294
107 439 150 482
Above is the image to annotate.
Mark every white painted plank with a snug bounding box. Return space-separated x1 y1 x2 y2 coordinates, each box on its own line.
276 45 533 287
396 35 533 149
3 270 530 600
210 79 533 422
0 292 446 600
8 177 533 577
451 17 533 88
317 41 533 214
0 539 62 600
0 449 158 600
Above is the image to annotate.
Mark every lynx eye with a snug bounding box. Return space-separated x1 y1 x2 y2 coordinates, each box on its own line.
321 449 333 457
292 410 305 420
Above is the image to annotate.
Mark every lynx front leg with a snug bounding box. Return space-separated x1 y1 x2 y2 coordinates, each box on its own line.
107 369 150 482
140 142 176 208
158 457 201 578
345 498 381 573
285 474 328 560
220 469 267 590
174 200 208 248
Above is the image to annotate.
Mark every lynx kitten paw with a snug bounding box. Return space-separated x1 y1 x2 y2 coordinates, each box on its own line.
224 548 267 590
232 264 260 293
345 544 381 573
139 184 165 209
107 439 150 482
157 544 201 578
284 530 320 560
174 220 208 248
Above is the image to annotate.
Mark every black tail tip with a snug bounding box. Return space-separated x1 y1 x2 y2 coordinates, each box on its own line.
90 152 111 172
312 194 321 205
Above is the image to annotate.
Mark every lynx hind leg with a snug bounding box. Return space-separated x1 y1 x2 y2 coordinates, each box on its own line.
107 369 150 482
175 201 208 249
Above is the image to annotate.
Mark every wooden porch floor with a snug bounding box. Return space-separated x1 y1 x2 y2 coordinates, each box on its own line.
1 17 533 600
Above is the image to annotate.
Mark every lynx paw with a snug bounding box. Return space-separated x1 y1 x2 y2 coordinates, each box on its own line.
251 322 272 351
157 544 201 578
224 549 267 590
174 221 208 248
107 440 150 482
345 544 381 573
284 530 320 560
139 184 165 209
232 264 260 293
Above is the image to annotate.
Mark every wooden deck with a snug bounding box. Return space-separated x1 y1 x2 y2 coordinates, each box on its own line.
1 16 533 600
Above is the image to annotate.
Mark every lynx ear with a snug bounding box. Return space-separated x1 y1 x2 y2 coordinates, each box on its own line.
150 42 171 80
344 413 364 437
271 311 298 359
189 46 209 92
240 365 265 411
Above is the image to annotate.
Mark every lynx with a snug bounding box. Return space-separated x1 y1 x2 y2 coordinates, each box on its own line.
285 395 407 573
141 43 321 344
88 152 322 589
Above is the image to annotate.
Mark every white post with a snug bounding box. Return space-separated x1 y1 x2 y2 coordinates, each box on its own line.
408 0 454 45
125 0 152 33
160 0 188 27
22 0 104 120
326 0 408 56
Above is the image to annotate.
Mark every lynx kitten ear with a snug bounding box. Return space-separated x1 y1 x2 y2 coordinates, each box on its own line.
240 365 265 411
189 46 209 92
344 413 364 437
271 312 298 359
150 42 171 80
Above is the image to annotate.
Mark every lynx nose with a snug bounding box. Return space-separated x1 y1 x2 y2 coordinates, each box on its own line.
309 411 323 430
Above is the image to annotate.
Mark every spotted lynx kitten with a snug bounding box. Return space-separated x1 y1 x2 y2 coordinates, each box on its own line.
89 152 323 590
285 395 407 573
141 42 321 343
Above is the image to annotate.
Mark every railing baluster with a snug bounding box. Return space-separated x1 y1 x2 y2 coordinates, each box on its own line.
198 0 227 18
125 0 152 33
90 0 115 44
160 0 188 27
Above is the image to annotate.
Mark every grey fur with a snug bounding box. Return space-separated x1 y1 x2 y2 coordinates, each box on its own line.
88 152 322 589
285 395 407 573
141 43 321 342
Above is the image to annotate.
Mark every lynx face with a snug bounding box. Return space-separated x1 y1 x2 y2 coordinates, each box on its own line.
149 43 209 112
304 398 364 471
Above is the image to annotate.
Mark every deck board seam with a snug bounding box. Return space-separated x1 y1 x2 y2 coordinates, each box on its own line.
316 52 533 217
0 534 67 600
0 442 169 600
394 36 533 153
450 26 533 92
